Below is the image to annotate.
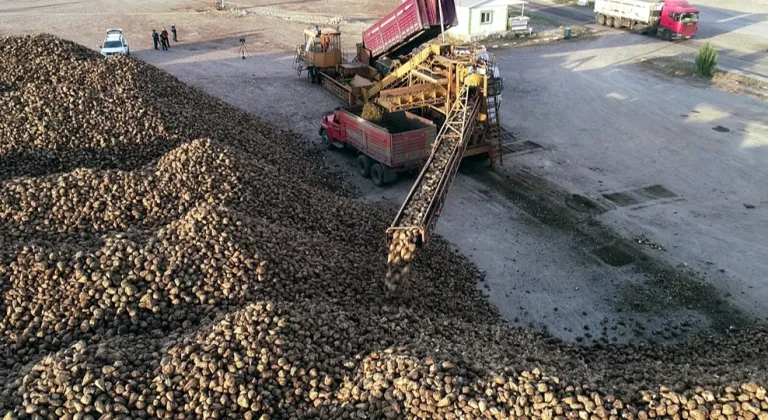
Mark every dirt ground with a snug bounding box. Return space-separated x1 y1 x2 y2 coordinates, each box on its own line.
1 0 766 346
638 56 768 100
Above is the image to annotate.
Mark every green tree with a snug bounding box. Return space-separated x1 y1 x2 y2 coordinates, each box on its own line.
695 42 718 77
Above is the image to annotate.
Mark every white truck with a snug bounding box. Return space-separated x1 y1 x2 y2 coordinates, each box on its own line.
100 28 130 57
594 0 699 40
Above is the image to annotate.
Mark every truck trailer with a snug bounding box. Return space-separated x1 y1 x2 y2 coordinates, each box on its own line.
362 0 457 60
320 105 437 187
594 0 699 40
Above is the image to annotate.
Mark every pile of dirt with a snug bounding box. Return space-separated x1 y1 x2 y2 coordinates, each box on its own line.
1 34 767 419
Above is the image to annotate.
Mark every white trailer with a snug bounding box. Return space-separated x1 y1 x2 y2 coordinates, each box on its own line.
593 0 699 40
594 0 662 26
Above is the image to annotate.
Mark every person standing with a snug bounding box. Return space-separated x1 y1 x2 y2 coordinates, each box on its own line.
171 24 177 42
152 29 159 50
160 28 169 50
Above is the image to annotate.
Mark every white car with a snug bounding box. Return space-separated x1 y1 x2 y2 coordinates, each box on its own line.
100 28 129 57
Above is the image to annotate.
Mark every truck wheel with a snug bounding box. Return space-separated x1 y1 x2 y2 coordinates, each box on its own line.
613 17 623 28
605 17 614 27
307 68 314 84
320 130 333 150
596 14 606 25
661 29 672 41
357 155 371 178
370 163 386 187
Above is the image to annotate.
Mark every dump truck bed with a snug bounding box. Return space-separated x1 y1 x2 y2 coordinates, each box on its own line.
363 0 457 59
594 0 663 24
338 105 436 168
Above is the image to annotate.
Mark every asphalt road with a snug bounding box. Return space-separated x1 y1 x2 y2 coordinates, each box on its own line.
524 0 768 78
525 0 595 24
495 32 768 321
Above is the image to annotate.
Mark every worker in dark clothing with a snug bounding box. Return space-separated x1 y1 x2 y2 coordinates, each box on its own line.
171 24 177 42
160 28 169 51
152 29 159 50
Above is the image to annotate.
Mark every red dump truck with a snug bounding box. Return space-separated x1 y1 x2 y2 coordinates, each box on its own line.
320 105 436 187
594 0 699 40
362 0 457 59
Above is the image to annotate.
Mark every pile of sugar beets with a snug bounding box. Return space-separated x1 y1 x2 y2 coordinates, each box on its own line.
0 34 766 419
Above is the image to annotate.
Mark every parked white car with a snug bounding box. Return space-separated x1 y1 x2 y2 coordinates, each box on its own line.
100 28 129 57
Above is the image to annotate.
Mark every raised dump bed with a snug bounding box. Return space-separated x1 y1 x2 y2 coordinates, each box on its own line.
363 0 457 59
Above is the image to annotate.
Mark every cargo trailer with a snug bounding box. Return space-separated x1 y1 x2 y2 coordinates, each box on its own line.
362 0 457 59
320 105 437 187
594 0 699 40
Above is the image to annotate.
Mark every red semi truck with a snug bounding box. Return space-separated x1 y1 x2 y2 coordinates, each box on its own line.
594 0 699 40
320 105 437 187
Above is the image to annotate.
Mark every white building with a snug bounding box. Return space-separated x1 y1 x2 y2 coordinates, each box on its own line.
447 0 527 42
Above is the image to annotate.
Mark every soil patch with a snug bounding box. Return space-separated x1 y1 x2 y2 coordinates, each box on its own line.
639 56 768 100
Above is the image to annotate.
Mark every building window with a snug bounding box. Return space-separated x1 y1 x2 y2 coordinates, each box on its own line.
480 11 493 24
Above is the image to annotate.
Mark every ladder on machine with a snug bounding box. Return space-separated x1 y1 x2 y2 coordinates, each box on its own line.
482 53 504 167
486 79 503 167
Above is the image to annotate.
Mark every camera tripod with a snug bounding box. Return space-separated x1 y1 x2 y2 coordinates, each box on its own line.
238 38 248 59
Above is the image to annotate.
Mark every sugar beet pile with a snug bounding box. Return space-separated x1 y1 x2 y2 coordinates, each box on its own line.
1 35 767 419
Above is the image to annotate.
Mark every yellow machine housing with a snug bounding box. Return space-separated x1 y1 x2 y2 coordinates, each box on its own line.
298 27 342 69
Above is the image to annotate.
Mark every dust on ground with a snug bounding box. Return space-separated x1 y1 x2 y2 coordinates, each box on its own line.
463 163 748 334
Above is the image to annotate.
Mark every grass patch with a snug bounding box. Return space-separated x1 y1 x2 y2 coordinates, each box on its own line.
695 42 719 77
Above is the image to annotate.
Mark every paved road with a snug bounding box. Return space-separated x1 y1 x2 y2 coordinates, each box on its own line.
495 32 768 320
525 0 768 78
525 0 594 24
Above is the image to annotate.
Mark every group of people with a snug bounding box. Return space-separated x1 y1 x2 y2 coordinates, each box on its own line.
152 25 177 51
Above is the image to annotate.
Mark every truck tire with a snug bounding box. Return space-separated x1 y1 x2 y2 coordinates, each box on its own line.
320 130 333 150
357 155 371 178
661 29 672 41
370 163 386 187
596 14 606 25
613 17 623 28
605 16 614 27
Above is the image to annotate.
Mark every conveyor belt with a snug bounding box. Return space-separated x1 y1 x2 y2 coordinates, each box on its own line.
384 84 481 289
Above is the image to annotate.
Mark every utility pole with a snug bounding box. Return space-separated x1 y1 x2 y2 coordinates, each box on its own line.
438 0 446 43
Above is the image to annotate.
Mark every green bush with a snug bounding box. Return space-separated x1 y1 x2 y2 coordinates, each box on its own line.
695 42 718 77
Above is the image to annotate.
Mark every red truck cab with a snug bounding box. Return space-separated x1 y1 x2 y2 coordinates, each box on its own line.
320 112 342 147
659 0 699 39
